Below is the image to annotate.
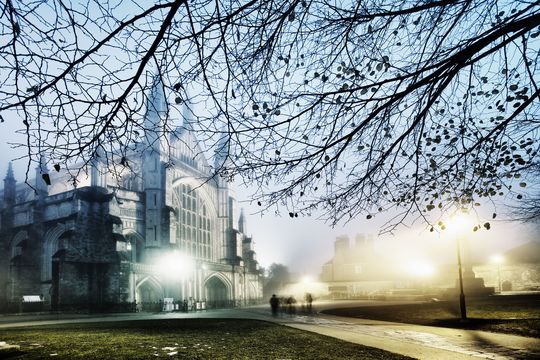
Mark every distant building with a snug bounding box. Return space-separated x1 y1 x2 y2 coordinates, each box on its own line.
0 78 262 312
321 234 540 299
320 234 395 298
473 241 540 292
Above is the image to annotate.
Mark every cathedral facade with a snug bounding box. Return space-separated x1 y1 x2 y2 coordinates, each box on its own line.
0 80 262 312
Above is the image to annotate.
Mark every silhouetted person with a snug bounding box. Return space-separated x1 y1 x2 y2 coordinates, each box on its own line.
305 293 313 313
286 296 296 315
183 299 188 312
269 294 279 317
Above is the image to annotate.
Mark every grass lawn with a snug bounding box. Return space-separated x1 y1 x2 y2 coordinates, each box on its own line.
0 318 413 359
323 295 540 338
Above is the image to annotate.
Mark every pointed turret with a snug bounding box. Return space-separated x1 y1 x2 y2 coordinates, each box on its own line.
171 96 193 138
5 162 14 180
35 155 49 197
213 129 231 171
142 75 167 253
146 75 168 119
182 99 193 131
144 75 168 150
213 126 237 263
3 162 16 207
90 147 105 188
238 208 246 234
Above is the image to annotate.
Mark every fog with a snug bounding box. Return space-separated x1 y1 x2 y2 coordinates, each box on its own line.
0 118 536 278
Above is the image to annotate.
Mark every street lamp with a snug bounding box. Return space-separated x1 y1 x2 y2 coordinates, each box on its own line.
491 254 504 293
447 212 473 321
456 233 467 320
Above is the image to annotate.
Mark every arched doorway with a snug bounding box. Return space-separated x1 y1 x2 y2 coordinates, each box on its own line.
8 231 28 303
136 277 163 312
41 225 74 309
205 276 230 308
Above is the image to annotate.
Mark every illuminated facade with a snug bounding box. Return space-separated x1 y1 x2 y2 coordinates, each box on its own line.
0 79 262 312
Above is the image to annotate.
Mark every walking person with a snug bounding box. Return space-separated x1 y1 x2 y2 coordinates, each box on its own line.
269 294 279 317
305 293 313 313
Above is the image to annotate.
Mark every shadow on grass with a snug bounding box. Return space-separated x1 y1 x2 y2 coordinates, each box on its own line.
0 349 24 359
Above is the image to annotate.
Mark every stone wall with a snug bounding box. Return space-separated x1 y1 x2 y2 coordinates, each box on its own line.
55 261 125 310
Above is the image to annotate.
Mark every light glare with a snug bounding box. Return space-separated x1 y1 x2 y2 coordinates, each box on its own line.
404 260 435 277
157 251 194 279
446 212 474 235
491 254 504 264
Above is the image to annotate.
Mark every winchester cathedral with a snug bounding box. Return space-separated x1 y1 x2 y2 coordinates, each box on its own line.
0 79 263 311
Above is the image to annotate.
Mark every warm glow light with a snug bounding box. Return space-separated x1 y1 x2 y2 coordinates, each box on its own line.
491 254 504 264
157 251 194 279
404 260 435 277
446 212 474 235
285 278 328 299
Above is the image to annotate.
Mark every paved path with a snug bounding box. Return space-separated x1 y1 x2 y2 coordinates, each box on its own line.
265 312 539 360
1 307 539 360
239 305 540 360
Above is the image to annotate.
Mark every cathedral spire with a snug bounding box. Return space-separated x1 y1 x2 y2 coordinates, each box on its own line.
3 162 16 207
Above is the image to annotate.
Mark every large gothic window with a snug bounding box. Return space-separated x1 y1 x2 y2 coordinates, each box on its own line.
175 184 212 260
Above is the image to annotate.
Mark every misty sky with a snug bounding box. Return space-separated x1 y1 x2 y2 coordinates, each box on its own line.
0 118 537 278
2 1 540 281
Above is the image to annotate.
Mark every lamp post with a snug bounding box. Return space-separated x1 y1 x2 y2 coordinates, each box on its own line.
448 212 472 321
456 234 467 320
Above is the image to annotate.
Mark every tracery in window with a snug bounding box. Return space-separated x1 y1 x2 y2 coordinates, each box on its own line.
174 184 212 260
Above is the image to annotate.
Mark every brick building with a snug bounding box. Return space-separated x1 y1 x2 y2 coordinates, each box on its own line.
0 79 262 312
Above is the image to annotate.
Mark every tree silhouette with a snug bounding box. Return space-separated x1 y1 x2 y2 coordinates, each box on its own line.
1 0 539 230
263 263 291 297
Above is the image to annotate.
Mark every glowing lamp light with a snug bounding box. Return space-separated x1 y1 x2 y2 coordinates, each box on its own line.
302 275 313 284
446 212 474 235
491 254 504 264
157 251 194 279
491 254 504 293
404 260 435 277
